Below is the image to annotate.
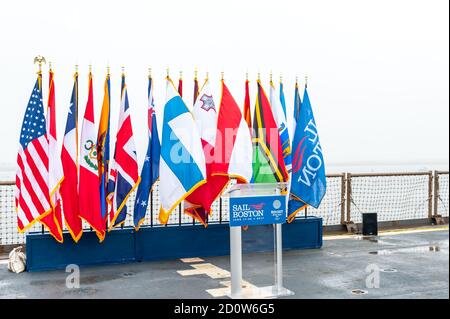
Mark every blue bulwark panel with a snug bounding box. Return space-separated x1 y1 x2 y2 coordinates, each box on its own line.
26 217 322 272
26 229 136 271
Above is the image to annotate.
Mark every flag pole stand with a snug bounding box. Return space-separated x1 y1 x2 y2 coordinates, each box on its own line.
227 183 294 299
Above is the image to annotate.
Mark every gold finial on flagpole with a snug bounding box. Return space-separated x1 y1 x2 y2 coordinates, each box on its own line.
148 67 152 78
107 65 110 76
179 70 183 79
305 74 308 88
270 71 273 84
257 72 261 81
246 71 249 81
33 55 46 74
88 64 92 73
206 71 209 81
121 66 125 76
194 67 198 80
166 67 170 78
49 61 53 71
221 71 224 81
280 74 283 84
75 64 78 73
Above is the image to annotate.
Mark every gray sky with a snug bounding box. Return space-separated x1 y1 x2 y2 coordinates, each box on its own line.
0 0 448 173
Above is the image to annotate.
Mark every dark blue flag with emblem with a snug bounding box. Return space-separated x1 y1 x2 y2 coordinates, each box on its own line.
288 85 326 222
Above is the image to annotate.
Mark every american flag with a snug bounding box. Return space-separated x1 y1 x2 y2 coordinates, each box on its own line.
16 76 51 232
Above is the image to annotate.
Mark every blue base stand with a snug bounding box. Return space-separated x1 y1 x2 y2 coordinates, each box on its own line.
26 216 322 272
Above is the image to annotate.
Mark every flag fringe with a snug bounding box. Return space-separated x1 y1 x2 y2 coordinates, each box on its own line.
109 177 141 231
158 179 207 225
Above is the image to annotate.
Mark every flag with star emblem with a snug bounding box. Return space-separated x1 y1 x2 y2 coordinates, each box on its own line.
16 74 52 233
158 77 206 224
79 72 104 241
61 71 82 242
108 74 140 229
133 74 160 230
184 78 230 226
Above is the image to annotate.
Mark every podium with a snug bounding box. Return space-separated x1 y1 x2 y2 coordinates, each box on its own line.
226 183 295 299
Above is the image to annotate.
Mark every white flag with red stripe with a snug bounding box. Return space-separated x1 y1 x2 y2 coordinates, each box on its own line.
211 80 253 183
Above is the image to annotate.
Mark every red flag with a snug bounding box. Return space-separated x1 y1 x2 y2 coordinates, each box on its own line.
243 79 252 131
211 81 253 183
178 75 183 97
184 79 230 226
79 73 105 241
40 69 64 243
61 72 82 242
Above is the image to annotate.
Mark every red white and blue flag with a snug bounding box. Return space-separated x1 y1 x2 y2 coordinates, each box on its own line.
60 71 82 242
16 75 52 233
108 74 140 229
133 74 160 230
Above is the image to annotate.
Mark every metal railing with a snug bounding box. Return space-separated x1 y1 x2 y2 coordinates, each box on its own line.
1 171 449 245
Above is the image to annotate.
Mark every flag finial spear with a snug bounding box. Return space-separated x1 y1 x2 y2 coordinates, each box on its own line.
246 71 248 81
107 65 110 76
206 71 209 81
148 67 152 78
280 74 283 83
270 71 273 84
305 74 308 88
221 71 224 81
33 55 46 74
89 64 92 73
258 72 261 81
75 64 78 73
194 67 198 80
121 66 125 76
49 61 52 71
179 70 183 79
166 67 170 78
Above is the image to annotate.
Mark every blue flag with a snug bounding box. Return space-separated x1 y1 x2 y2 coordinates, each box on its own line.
288 86 326 222
133 76 161 230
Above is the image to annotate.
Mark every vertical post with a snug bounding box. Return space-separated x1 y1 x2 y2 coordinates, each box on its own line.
433 171 439 217
346 173 352 223
150 189 154 227
274 223 283 292
230 226 242 297
219 198 223 224
428 171 433 219
340 173 346 225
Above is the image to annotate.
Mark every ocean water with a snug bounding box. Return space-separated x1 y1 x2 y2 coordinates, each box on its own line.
1 162 448 182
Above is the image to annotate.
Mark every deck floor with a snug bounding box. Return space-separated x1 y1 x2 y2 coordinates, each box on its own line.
0 227 448 299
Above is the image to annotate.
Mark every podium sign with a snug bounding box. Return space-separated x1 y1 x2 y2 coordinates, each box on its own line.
229 195 286 227
226 183 294 299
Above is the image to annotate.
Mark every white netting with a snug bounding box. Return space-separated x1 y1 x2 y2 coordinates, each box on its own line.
437 173 449 217
306 175 344 225
349 174 431 223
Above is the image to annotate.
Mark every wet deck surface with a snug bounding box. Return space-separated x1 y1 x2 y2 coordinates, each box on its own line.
0 227 448 299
